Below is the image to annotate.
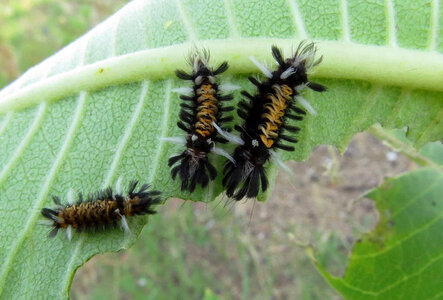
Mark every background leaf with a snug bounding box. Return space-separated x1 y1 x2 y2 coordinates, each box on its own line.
369 125 443 168
314 167 443 299
0 0 442 298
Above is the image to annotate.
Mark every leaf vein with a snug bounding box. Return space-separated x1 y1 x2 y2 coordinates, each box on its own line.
60 236 85 298
338 251 443 296
222 0 240 38
0 112 13 138
416 107 443 147
340 0 351 42
429 289 443 300
103 81 150 186
149 79 173 183
339 85 382 150
351 207 443 260
387 88 410 128
375 251 443 295
386 0 399 47
0 102 47 186
287 0 308 39
175 0 197 41
2 40 443 114
369 124 441 169
429 0 440 51
0 93 84 293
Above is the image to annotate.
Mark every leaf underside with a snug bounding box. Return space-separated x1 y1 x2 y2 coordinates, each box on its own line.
0 0 442 298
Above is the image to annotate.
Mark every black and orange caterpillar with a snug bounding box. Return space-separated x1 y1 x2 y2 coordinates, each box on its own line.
41 180 161 239
222 43 326 200
168 49 235 192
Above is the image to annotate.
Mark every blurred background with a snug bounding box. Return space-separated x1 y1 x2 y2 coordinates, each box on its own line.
0 1 417 299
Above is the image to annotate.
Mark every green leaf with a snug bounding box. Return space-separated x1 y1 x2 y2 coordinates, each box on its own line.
420 141 443 166
314 167 443 299
0 0 442 298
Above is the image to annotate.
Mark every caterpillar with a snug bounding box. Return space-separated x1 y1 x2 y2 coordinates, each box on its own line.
41 180 162 239
164 49 236 192
220 42 327 200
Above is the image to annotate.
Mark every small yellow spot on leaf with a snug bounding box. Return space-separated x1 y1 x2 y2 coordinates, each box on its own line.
164 20 173 30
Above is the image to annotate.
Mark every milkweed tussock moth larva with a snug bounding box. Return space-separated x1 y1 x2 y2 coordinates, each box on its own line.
164 48 237 193
41 180 162 240
220 42 327 200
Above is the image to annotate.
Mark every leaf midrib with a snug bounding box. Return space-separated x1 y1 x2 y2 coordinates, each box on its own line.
1 39 443 114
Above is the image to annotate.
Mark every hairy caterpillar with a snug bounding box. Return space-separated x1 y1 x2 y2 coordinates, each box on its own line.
164 49 237 192
41 180 161 239
220 43 326 200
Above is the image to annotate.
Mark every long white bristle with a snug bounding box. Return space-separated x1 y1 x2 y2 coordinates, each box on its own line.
67 188 75 205
115 209 132 236
294 50 317 70
193 55 200 72
66 225 72 241
249 56 273 78
280 67 296 79
295 95 317 115
212 147 236 164
37 220 54 227
160 137 186 145
270 150 294 177
295 83 309 91
195 75 203 85
212 121 244 145
218 84 240 92
115 176 123 195
120 215 132 235
172 87 194 95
